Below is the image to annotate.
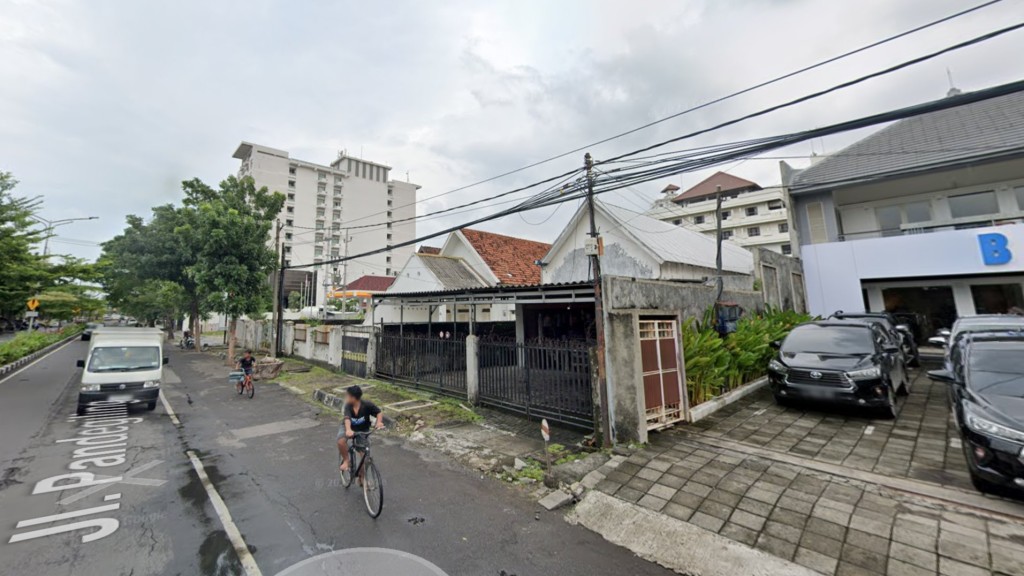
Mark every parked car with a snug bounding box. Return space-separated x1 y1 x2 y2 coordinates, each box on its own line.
928 331 1024 494
829 311 919 367
929 315 1024 372
80 322 103 341
768 321 910 418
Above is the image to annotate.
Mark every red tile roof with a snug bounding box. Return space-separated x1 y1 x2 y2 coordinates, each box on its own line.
672 171 760 203
417 245 441 255
344 275 396 292
460 228 551 285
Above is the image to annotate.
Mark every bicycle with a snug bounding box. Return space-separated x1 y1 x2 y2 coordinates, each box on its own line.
236 371 255 399
339 430 383 518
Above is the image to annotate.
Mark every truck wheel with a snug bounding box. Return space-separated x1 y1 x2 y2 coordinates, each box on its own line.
146 401 157 411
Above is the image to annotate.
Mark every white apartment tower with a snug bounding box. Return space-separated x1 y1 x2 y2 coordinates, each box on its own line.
233 142 419 308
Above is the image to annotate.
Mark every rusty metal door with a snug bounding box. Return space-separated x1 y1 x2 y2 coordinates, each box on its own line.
640 320 685 430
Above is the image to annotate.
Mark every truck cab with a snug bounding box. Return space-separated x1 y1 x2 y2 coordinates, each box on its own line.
76 328 167 415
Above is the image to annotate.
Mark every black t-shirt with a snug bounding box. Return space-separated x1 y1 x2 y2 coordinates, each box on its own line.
239 356 256 370
344 400 381 432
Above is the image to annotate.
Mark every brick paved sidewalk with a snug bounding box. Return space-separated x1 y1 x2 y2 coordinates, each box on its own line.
590 436 1024 575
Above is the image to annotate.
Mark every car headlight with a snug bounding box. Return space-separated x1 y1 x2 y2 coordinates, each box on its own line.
768 359 788 374
845 366 881 380
964 404 1024 443
142 380 161 388
81 384 100 392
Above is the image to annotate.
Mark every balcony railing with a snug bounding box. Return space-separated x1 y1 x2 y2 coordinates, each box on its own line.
838 217 1023 241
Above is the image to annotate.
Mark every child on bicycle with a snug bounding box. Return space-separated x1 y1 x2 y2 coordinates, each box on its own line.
236 350 256 391
338 385 384 472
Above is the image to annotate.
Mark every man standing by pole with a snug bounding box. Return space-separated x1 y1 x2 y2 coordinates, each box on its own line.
585 153 611 448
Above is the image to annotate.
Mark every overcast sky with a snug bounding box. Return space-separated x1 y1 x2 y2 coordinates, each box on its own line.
2 0 1022 260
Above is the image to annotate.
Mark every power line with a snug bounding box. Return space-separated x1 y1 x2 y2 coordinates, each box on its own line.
286 78 1024 271
329 0 1003 228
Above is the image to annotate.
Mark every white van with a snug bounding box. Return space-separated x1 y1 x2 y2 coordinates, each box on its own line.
76 328 167 415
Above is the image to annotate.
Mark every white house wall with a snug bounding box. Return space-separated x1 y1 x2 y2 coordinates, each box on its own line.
543 210 662 283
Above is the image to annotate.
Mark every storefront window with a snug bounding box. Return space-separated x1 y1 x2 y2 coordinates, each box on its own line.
875 205 902 237
904 201 932 223
971 284 1024 315
948 190 998 219
881 285 956 341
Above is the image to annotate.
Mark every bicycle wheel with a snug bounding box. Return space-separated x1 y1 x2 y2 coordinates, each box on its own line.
237 381 243 395
339 451 352 488
247 380 255 399
362 458 383 518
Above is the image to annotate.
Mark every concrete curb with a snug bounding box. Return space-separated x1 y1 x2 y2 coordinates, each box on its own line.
568 491 818 576
0 332 81 381
688 377 768 423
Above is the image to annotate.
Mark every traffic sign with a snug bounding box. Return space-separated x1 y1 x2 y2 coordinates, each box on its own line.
540 419 550 442
26 298 40 311
24 311 39 318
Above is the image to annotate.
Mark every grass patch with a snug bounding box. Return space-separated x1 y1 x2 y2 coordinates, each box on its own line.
0 325 83 365
548 443 587 465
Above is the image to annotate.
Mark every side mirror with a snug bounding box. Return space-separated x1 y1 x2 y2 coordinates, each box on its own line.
883 344 900 353
76 359 85 368
163 357 169 365
769 340 781 350
937 328 951 337
896 324 911 334
927 336 948 347
927 369 955 383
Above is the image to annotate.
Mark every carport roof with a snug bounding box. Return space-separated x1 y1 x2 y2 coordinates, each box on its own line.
372 281 595 306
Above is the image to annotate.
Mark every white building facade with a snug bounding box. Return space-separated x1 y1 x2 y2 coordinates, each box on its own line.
647 172 795 255
233 142 419 308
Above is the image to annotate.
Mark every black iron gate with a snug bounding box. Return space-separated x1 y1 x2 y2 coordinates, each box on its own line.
375 333 466 396
340 332 369 378
477 339 594 430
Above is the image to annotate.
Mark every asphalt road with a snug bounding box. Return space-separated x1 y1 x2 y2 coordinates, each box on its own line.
0 342 671 576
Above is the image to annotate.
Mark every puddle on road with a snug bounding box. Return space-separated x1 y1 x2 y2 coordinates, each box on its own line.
199 530 243 576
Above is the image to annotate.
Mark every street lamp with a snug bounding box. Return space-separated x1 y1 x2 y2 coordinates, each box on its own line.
31 215 99 256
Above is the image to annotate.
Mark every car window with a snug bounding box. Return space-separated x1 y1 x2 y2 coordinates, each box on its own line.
782 326 875 355
968 343 1024 396
87 346 161 372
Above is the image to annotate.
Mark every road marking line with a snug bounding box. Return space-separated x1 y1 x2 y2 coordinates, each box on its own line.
864 426 875 436
0 337 77 385
160 391 181 426
186 450 262 576
233 418 319 440
58 460 167 505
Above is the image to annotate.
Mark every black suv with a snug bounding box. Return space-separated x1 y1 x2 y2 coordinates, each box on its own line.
829 311 920 367
768 321 910 418
928 331 1024 494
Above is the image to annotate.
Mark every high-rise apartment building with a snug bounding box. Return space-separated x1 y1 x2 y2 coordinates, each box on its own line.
233 142 419 308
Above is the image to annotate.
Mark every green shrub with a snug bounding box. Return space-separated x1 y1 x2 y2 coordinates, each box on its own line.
0 325 83 366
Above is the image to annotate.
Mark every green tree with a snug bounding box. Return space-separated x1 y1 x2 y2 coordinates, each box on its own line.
0 172 48 321
287 290 302 312
181 175 283 361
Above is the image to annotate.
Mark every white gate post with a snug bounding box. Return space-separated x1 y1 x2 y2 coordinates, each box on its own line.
466 334 479 405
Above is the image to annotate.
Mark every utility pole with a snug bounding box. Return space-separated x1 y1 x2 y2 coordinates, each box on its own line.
585 153 611 448
271 220 283 358
714 185 724 329
340 231 351 312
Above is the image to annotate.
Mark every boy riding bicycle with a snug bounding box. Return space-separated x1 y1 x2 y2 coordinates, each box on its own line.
338 385 384 473
236 350 256 391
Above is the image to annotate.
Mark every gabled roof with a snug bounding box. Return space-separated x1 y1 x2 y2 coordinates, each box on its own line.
418 255 486 290
545 200 753 275
345 275 395 292
459 228 551 285
790 90 1024 192
417 245 441 255
673 171 760 203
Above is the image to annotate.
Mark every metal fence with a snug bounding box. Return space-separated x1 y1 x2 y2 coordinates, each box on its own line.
478 338 594 430
375 333 467 396
341 332 368 378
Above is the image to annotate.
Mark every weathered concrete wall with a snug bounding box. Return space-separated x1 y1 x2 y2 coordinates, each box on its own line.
604 276 763 317
751 247 806 312
605 310 643 444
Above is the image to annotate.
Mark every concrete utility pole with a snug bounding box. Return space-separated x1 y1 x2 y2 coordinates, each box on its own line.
271 220 283 358
585 153 612 448
714 185 724 326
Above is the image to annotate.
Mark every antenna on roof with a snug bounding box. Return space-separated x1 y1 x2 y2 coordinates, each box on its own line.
946 68 962 97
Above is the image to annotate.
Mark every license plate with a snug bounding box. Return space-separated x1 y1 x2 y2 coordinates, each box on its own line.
802 387 833 399
108 394 134 403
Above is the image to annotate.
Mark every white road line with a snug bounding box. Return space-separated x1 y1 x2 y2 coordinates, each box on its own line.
0 338 77 385
864 425 875 436
186 450 263 576
159 390 181 426
233 418 319 440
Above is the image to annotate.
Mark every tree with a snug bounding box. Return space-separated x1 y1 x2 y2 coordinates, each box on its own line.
182 175 283 362
0 172 48 321
287 290 302 312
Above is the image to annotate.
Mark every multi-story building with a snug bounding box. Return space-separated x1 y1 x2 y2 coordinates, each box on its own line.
783 89 1024 335
646 171 795 254
233 142 419 308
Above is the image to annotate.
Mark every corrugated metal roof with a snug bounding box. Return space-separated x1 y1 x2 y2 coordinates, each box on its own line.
418 255 487 290
599 202 754 275
790 90 1024 191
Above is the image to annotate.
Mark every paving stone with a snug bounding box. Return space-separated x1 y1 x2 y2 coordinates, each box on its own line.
888 542 936 572
706 489 743 508
670 490 705 509
746 486 782 505
697 499 733 521
615 486 644 503
939 522 987 545
594 479 621 495
806 517 847 541
801 530 843 558
716 478 751 495
777 494 815 515
637 494 668 512
736 497 773 518
680 481 713 498
656 472 687 490
647 483 678 502
992 545 1024 575
720 521 759 547
756 533 798 561
818 498 856 515
891 528 937 552
647 458 673 472
795 547 839 575
937 537 988 568
604 470 632 485
616 461 642 476
886 558 936 576
763 519 803 544
729 509 767 532
769 506 808 529
846 528 889 553
938 556 988 576
625 476 654 493
689 511 725 533
813 503 853 526
841 544 888 574
836 561 884 576
662 502 694 522
940 511 987 532
636 467 664 482
849 514 892 537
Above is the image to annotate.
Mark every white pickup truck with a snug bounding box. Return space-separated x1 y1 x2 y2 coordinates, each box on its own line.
76 328 167 415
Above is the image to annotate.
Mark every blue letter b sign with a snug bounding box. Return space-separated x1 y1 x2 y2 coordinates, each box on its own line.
979 233 1013 265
